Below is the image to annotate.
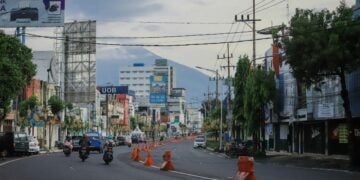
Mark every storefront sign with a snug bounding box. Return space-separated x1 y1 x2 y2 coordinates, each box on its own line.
318 103 334 118
339 124 348 144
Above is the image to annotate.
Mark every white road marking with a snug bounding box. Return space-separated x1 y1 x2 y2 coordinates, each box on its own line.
141 161 218 180
0 158 26 167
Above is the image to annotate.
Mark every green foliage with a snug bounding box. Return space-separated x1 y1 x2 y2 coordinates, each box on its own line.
130 116 137 130
48 95 64 118
0 32 36 119
282 2 360 86
27 96 38 110
233 55 251 126
243 67 276 135
19 96 39 128
159 124 168 132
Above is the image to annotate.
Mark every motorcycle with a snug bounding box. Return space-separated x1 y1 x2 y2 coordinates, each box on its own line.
103 144 113 165
79 147 89 162
63 146 71 157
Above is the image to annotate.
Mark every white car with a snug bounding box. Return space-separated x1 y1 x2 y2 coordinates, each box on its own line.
193 138 206 148
28 136 40 154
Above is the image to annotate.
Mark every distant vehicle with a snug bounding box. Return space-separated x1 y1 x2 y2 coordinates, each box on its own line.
10 7 39 21
28 136 40 154
193 138 206 148
71 136 82 151
105 136 116 147
116 136 126 146
86 131 104 153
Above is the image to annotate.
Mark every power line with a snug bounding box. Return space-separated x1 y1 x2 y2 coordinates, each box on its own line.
236 0 268 15
256 0 287 14
68 20 234 25
26 33 273 47
243 0 275 14
26 31 252 40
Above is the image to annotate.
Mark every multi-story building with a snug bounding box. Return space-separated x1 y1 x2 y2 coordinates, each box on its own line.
168 88 186 134
186 107 203 134
119 63 153 107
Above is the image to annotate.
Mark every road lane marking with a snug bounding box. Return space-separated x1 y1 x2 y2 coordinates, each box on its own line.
139 161 218 180
0 158 26 167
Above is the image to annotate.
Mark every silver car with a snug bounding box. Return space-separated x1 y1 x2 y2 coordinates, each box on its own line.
193 138 206 148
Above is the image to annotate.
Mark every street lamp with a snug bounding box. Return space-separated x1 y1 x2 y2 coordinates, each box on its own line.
195 66 223 150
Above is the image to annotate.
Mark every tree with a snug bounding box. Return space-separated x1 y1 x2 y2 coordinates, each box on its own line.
233 55 251 140
243 67 276 152
47 95 64 149
19 96 38 130
0 32 36 121
281 2 360 166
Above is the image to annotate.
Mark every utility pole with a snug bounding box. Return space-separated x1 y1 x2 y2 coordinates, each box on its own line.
218 43 234 141
235 0 261 66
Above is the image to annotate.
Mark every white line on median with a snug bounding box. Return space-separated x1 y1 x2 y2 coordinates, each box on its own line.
139 161 218 180
0 158 26 167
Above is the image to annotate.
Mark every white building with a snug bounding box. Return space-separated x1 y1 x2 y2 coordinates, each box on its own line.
186 108 203 133
119 63 154 107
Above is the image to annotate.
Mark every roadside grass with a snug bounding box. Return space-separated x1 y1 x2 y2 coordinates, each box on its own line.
206 140 220 151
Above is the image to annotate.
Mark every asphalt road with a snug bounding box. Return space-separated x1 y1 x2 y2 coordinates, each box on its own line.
1 140 360 180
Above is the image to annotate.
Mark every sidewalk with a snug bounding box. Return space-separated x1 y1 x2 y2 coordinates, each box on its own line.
256 151 360 172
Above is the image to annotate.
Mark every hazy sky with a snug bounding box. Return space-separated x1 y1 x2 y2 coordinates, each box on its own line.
5 0 356 77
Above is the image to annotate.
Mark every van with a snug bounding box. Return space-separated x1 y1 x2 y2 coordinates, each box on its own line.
0 132 30 156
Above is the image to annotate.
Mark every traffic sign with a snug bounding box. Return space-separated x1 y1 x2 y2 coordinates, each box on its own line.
98 86 128 94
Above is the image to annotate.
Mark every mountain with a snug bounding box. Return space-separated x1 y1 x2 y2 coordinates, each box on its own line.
96 47 215 107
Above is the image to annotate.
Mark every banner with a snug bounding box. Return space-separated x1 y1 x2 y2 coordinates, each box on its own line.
0 0 65 27
150 75 167 104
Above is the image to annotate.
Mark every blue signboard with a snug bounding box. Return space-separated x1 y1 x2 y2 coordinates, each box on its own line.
98 86 128 94
150 75 167 104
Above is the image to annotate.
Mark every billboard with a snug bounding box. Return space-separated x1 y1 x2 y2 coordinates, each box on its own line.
150 75 167 104
0 0 65 27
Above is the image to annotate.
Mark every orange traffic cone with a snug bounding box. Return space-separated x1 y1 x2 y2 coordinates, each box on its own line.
131 146 137 160
237 156 256 180
133 147 142 161
160 150 175 171
144 147 155 166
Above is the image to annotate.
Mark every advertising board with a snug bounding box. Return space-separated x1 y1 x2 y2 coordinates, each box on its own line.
0 0 65 27
150 75 167 104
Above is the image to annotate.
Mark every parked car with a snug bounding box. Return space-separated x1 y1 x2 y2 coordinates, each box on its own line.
193 138 206 148
0 132 30 156
28 136 40 154
116 136 126 146
71 136 82 151
10 7 39 21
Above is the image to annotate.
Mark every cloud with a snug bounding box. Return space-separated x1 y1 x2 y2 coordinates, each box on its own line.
66 0 163 21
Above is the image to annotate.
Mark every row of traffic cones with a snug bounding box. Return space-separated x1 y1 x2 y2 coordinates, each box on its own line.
130 135 197 171
131 144 174 171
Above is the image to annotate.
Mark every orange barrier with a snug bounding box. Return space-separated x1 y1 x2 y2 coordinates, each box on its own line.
144 146 155 166
160 150 175 171
237 156 256 180
130 145 137 160
134 147 142 161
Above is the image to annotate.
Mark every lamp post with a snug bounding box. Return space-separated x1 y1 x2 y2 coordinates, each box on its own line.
195 66 223 150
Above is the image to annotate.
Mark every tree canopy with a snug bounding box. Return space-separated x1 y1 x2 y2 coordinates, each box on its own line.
233 55 251 126
0 32 36 119
48 95 64 119
282 2 360 86
243 67 276 135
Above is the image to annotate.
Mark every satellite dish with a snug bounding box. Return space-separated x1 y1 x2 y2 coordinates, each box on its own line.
48 55 61 85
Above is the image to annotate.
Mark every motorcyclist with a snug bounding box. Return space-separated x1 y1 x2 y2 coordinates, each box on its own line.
64 136 73 150
79 134 91 154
